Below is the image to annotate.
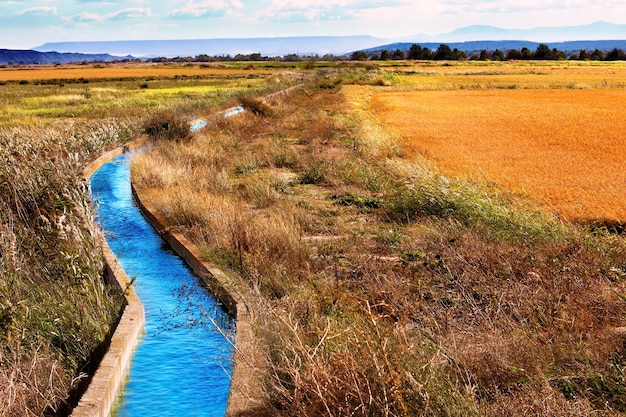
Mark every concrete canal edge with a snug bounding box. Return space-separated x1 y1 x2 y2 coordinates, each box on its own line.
73 137 262 416
71 138 147 417
131 184 263 416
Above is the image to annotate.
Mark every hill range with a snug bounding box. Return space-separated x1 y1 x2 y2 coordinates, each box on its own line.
0 49 132 65
31 21 626 59
34 36 383 58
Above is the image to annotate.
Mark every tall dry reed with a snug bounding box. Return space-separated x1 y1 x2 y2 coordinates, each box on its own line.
0 119 139 416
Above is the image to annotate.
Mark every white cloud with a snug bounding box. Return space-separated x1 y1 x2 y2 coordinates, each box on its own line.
270 0 389 7
17 6 57 16
439 0 603 14
166 0 244 19
63 7 151 24
109 7 152 21
69 11 105 23
258 0 411 23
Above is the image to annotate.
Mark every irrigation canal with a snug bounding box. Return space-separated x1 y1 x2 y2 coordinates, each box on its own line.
90 152 234 416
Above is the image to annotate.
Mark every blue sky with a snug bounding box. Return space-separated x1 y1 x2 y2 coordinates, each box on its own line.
1 0 626 49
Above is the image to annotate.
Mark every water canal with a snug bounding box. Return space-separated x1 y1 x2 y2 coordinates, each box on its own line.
90 152 234 417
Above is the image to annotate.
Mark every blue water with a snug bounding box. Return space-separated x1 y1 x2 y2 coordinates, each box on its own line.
190 107 244 132
223 107 244 118
190 121 208 131
90 153 234 417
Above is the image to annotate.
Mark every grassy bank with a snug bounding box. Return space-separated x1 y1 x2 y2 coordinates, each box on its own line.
132 65 626 416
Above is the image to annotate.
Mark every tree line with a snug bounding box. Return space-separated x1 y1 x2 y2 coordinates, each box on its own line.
351 43 626 61
144 43 626 64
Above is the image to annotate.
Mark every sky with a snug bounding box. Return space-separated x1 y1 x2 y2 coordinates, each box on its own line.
1 0 626 49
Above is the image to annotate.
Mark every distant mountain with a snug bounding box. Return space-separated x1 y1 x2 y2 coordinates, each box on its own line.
360 40 626 56
402 21 626 43
29 22 626 59
34 36 386 58
0 49 133 65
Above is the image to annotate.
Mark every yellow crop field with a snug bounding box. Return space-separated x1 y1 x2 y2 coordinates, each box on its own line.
351 64 626 223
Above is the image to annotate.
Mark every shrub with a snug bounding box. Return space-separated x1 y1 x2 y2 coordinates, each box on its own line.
143 112 192 142
329 192 382 209
239 96 273 117
298 166 327 185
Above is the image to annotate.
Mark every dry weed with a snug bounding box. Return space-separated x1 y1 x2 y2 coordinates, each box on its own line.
132 70 626 416
0 120 136 415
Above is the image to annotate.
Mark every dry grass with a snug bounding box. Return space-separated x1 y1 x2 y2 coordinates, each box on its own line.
0 121 138 415
357 84 626 223
133 66 626 416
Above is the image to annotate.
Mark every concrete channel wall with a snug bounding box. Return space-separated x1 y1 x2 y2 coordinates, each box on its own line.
131 185 263 415
72 139 147 417
73 137 261 416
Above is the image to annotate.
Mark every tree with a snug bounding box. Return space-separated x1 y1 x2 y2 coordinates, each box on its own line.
283 53 301 62
605 48 626 61
380 50 391 60
408 44 424 60
520 47 533 60
553 48 566 60
506 49 523 60
491 49 505 61
590 49 604 60
351 51 368 61
578 49 590 60
534 43 552 60
479 49 491 60
406 44 436 60
434 44 453 60
452 48 467 60
392 49 406 60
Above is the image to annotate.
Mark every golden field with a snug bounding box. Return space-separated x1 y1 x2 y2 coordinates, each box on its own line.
352 63 626 223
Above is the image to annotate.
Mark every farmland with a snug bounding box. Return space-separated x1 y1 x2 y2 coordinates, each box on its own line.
132 61 626 416
349 61 626 224
1 60 626 416
0 62 277 82
0 63 292 128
